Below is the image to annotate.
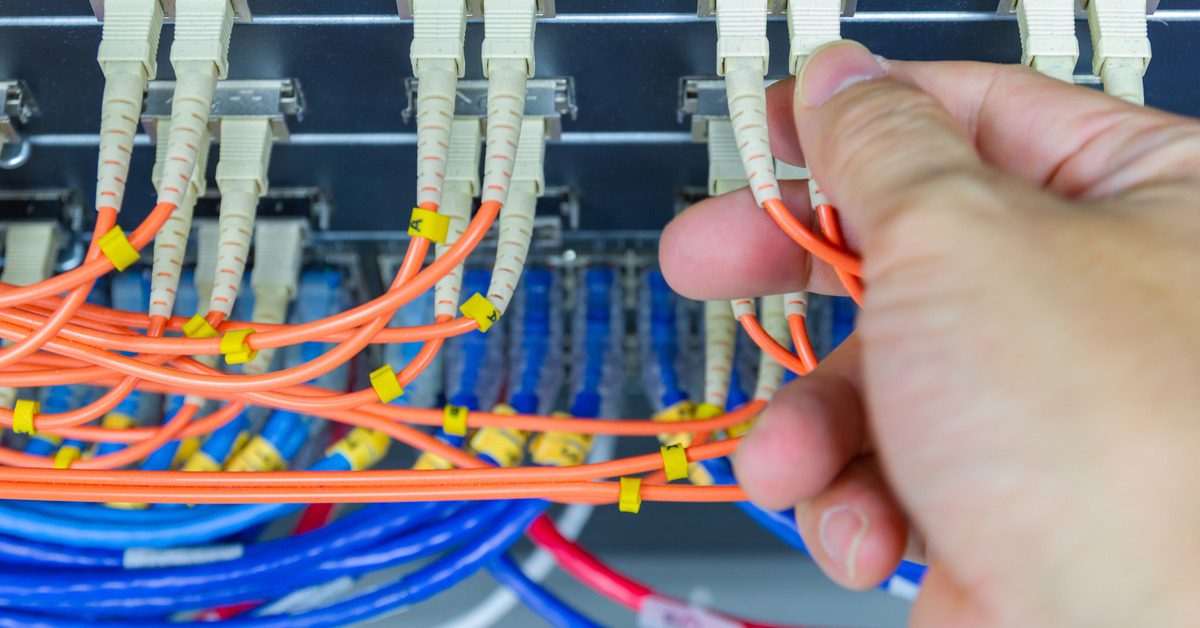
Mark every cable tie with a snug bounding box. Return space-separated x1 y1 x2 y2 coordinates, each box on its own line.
660 444 690 482
219 328 259 365
97 226 141 272
408 207 452 244
694 403 724 420
369 365 405 404
12 399 39 435
460 293 500 332
182 314 220 339
53 445 81 470
443 404 469 437
618 477 643 514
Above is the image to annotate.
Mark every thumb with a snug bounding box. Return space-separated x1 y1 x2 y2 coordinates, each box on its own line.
794 42 1034 273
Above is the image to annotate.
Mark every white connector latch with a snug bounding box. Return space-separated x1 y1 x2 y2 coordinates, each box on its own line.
775 159 810 181
208 117 274 317
787 0 843 74
215 118 273 197
170 0 236 79
434 117 482 319
715 0 770 76
482 0 538 78
97 0 165 78
1013 0 1079 83
245 219 308 374
1084 0 1151 105
486 116 546 314
512 116 547 195
2 223 59 288
707 119 749 196
411 0 468 76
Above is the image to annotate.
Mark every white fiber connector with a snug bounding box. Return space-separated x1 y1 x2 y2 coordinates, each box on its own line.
434 117 482 319
2 223 59 288
783 291 808 317
754 294 789 400
208 117 273 318
0 222 59 409
775 159 810 181
704 300 738 408
787 0 843 73
95 0 165 213
1085 0 1151 105
480 0 537 207
486 116 545 315
158 0 236 208
716 0 780 207
707 119 749 196
149 118 210 319
715 0 770 75
193 220 219 310
1013 0 1079 83
244 219 307 375
412 0 467 209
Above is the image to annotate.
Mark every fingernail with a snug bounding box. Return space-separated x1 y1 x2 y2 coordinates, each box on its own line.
796 41 886 107
819 504 869 580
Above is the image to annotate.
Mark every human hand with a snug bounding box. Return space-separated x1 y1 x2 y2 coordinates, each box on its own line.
660 41 1200 627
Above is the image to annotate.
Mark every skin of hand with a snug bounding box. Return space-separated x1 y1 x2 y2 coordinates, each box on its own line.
660 41 1200 627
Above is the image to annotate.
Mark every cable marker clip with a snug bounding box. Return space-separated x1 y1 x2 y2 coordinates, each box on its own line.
660 444 689 482
460 293 500 332
53 445 81 469
618 477 643 514
219 329 258 365
183 314 220 339
443 405 469 437
97 226 141 271
12 399 39 435
408 207 451 244
369 365 404 404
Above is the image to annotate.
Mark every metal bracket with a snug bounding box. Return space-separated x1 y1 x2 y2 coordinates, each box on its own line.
678 76 785 141
697 0 856 18
141 79 304 142
401 77 576 140
0 81 39 170
997 0 1158 16
397 0 555 19
192 187 333 231
89 0 253 22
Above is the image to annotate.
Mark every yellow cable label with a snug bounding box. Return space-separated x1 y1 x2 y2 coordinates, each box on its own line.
694 403 724 420
12 399 39 435
368 365 404 404
53 445 81 469
408 207 452 244
652 400 696 447
183 314 219 339
172 437 201 469
470 407 528 468
182 451 221 473
618 477 642 514
224 435 284 472
413 452 455 471
97 226 140 271
530 412 593 467
328 428 392 471
219 328 259 365
443 405 469 437
101 412 134 430
660 444 689 482
460 293 500 333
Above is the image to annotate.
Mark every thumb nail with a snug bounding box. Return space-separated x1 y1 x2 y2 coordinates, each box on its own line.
818 504 869 580
796 41 887 107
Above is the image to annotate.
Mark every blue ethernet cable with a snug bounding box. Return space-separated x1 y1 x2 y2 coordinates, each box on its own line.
487 553 602 628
